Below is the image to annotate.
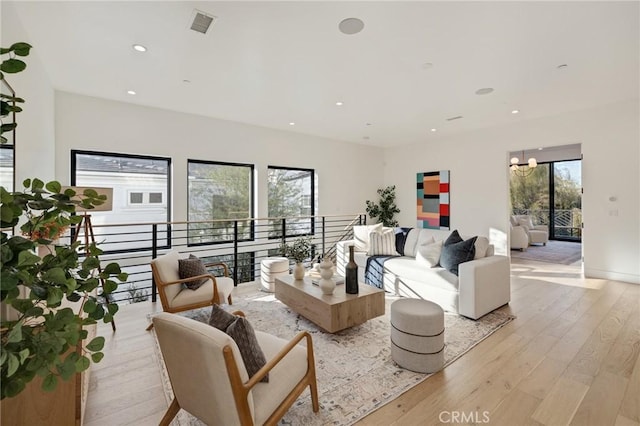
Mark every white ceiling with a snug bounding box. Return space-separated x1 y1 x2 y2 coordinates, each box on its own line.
7 1 640 147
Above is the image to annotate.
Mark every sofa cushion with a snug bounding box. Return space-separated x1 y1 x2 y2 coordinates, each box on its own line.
415 238 441 267
368 229 398 256
384 257 459 292
402 229 421 258
353 223 383 252
440 230 477 276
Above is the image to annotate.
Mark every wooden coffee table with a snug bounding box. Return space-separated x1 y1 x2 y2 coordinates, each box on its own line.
274 275 385 333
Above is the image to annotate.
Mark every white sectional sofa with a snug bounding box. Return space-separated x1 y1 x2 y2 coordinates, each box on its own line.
336 226 511 320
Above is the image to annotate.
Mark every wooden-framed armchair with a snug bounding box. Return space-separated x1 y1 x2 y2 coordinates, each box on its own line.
153 312 319 425
148 251 234 328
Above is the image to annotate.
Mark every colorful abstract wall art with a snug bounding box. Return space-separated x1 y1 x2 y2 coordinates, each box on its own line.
416 170 450 230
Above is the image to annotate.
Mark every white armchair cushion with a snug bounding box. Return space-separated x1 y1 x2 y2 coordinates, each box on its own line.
252 331 309 426
171 276 234 308
473 236 491 259
152 250 182 302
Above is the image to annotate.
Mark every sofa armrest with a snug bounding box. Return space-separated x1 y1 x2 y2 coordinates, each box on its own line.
458 255 511 320
533 224 548 233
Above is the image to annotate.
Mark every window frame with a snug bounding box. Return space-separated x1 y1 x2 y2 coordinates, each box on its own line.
267 165 315 239
187 159 255 247
71 149 172 253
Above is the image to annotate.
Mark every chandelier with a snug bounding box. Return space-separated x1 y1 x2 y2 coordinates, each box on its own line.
509 150 537 177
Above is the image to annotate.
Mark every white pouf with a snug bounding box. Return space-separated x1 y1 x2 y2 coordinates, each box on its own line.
390 298 445 373
260 257 289 292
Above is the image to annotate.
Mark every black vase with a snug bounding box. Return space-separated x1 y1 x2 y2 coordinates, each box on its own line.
345 245 359 294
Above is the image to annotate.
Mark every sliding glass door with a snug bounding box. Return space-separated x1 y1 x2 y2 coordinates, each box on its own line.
552 160 582 241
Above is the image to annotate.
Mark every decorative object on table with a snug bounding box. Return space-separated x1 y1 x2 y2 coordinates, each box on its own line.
318 258 336 295
345 245 359 294
417 170 450 230
279 236 314 280
0 179 128 399
365 185 400 227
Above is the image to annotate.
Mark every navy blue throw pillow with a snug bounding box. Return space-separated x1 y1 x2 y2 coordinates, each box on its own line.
395 227 412 255
440 230 477 276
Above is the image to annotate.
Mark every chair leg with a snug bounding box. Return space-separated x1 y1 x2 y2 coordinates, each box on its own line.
309 379 319 413
146 322 154 331
159 398 181 426
228 294 233 305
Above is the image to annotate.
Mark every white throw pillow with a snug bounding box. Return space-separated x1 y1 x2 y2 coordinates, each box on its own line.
353 223 383 251
368 229 398 256
416 239 442 267
474 236 490 259
517 217 534 231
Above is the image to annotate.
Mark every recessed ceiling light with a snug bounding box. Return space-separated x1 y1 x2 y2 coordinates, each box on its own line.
475 88 494 95
336 101 344 106
339 18 365 35
363 136 370 140
511 109 520 114
183 79 191 83
132 44 147 52
365 122 372 126
430 128 437 132
127 90 136 95
422 62 434 70
289 122 295 126
557 64 568 69
538 147 543 150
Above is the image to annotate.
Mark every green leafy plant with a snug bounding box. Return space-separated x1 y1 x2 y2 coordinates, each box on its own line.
365 185 400 227
279 236 314 263
1 42 32 144
0 179 128 399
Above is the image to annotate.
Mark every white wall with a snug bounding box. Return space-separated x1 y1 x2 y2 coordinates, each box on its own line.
383 99 640 284
1 1 55 185
54 92 384 223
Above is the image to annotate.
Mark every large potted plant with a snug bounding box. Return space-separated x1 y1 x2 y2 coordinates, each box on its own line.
365 185 401 227
0 179 128 400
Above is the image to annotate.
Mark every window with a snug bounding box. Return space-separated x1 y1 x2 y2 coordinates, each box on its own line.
129 192 143 204
72 150 171 252
0 80 16 192
267 166 314 238
187 160 254 245
149 192 163 204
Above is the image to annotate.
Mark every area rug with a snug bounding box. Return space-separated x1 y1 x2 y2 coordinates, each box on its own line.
152 291 514 426
511 239 582 265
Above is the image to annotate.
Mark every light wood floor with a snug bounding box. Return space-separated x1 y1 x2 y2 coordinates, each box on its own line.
85 260 639 426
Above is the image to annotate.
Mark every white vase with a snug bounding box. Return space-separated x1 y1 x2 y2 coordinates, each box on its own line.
293 262 306 280
318 258 335 295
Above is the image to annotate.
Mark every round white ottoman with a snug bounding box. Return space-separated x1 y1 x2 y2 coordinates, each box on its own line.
260 257 289 292
390 298 445 373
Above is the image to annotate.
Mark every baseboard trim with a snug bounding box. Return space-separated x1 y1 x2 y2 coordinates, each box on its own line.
584 268 640 285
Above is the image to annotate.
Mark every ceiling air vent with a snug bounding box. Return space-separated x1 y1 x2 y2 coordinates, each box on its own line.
189 10 217 34
446 115 464 121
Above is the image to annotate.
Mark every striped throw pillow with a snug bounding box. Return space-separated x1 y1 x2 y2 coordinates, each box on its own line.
368 229 398 256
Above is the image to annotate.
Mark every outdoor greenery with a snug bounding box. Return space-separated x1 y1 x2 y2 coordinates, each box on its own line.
366 185 400 227
1 179 128 399
510 161 582 235
268 168 313 238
